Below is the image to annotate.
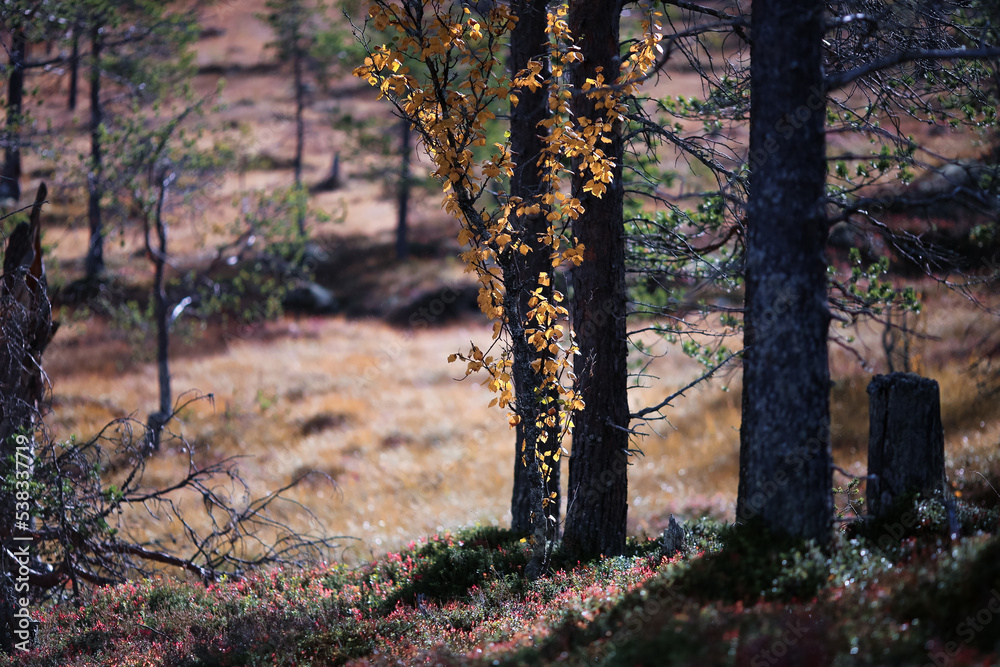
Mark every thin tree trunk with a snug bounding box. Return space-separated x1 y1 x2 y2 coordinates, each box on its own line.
293 42 306 237
85 27 105 279
508 0 561 539
0 28 26 204
396 119 411 261
562 0 630 559
146 175 173 451
155 194 171 419
736 0 833 541
68 23 80 111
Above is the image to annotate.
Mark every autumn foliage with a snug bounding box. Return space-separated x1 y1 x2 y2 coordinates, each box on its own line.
355 0 669 561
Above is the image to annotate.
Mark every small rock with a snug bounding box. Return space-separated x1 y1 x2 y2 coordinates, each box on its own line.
283 281 338 314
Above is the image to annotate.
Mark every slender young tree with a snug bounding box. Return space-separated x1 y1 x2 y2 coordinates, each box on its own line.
113 93 224 450
85 21 105 278
71 0 204 281
264 0 327 237
507 0 562 537
143 151 177 451
395 118 411 260
356 0 591 575
0 22 27 204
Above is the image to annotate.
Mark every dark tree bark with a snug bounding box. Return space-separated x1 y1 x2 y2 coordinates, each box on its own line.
867 373 945 518
562 0 630 558
85 26 105 280
396 119 411 261
507 0 561 539
736 0 833 540
145 173 173 451
0 27 26 204
68 21 80 111
293 33 306 237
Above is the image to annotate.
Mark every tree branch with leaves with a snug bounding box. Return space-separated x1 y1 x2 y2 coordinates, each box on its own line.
354 0 597 576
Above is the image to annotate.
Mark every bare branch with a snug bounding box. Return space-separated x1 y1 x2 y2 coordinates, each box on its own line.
632 350 740 420
827 46 1000 90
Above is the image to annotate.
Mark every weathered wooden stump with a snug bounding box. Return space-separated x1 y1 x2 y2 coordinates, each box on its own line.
866 373 945 518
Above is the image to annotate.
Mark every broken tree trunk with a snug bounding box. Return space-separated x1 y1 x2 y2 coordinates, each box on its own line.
0 183 56 652
866 373 945 518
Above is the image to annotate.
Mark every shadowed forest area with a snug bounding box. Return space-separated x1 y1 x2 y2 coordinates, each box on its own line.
1 0 1000 664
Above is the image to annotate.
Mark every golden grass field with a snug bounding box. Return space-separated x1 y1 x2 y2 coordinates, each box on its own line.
11 0 1000 565
39 285 1000 564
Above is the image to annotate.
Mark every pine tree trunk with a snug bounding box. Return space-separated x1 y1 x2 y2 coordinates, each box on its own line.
154 200 171 420
396 120 411 261
562 0 630 558
0 28 25 204
736 0 833 541
508 0 561 538
85 27 105 280
146 177 172 451
68 23 80 111
867 373 945 517
293 42 306 237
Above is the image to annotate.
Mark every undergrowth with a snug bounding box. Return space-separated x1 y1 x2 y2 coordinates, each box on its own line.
4 509 1000 666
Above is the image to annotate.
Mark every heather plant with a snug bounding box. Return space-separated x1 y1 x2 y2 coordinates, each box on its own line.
3 511 1000 665
377 526 529 611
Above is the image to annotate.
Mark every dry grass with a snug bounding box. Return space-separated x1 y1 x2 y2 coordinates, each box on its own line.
47 317 516 562
39 278 999 564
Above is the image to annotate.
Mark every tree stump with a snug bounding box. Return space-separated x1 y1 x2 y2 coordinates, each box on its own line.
866 373 945 518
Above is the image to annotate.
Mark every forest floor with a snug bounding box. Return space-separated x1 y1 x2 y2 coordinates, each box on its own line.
7 518 1000 666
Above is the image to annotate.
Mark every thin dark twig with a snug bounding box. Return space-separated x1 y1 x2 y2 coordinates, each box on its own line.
632 350 740 420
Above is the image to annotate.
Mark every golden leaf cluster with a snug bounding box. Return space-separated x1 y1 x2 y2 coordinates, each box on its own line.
357 1 665 456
